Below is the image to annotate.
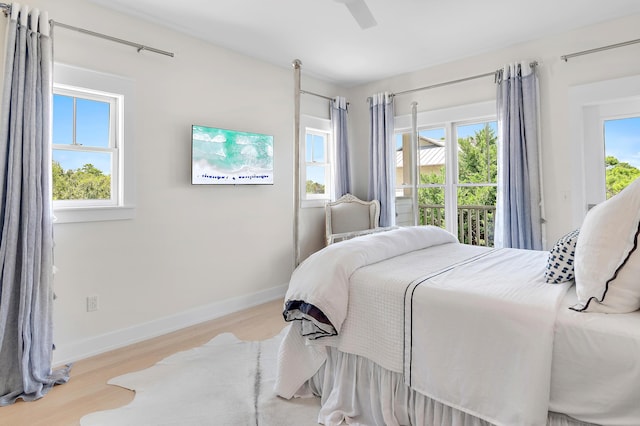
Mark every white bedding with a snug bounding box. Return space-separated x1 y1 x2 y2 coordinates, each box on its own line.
312 238 571 425
319 242 491 373
404 247 571 426
550 286 640 426
276 226 631 426
283 226 458 337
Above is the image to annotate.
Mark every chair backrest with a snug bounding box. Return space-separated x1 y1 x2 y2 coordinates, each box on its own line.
325 194 380 245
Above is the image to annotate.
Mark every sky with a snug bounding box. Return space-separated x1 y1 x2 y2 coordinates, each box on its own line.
604 117 640 168
52 94 112 174
305 133 327 187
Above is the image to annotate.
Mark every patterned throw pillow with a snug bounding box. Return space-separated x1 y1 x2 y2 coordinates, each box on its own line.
545 229 580 284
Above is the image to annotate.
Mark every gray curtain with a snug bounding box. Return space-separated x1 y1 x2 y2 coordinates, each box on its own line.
0 5 69 405
495 62 543 250
368 92 395 227
331 96 350 199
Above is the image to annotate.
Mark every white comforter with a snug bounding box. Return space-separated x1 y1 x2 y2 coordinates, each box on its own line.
404 247 571 426
276 226 571 426
284 226 458 336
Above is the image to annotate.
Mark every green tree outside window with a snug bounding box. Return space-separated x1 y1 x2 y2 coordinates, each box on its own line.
605 155 640 198
52 161 111 200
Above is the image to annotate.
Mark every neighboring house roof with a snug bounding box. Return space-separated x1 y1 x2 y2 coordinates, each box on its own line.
396 136 446 168
396 146 446 168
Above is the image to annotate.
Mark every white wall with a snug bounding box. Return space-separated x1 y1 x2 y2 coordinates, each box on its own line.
0 0 340 364
346 13 640 248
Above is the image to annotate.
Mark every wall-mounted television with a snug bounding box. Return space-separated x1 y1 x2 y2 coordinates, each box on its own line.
191 125 274 185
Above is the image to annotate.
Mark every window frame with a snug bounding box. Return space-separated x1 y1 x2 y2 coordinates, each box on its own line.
52 85 121 208
569 75 640 227
394 101 496 236
52 63 135 224
300 115 334 208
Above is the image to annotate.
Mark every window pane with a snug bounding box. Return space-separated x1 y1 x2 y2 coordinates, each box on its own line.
457 186 495 247
417 186 445 229
456 122 497 184
305 133 313 162
396 130 418 228
306 165 326 195
395 132 412 187
394 195 414 227
53 94 74 145
52 150 112 200
305 133 327 163
311 134 325 163
76 98 110 148
418 128 446 185
604 116 640 199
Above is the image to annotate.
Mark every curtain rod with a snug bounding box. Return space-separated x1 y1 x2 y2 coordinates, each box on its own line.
392 61 538 98
393 71 495 97
301 89 351 107
0 3 174 57
561 38 640 62
51 21 174 57
301 89 333 102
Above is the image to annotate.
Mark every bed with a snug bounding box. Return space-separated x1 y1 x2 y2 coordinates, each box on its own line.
274 183 640 426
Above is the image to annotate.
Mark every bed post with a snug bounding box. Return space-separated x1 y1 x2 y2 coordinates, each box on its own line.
293 59 302 267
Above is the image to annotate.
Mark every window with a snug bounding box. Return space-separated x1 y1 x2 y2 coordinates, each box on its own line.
52 63 135 223
53 87 119 206
603 116 640 199
394 101 497 246
300 115 333 208
570 76 640 224
305 130 330 198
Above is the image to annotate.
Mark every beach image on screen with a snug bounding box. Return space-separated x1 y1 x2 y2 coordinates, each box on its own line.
192 125 274 185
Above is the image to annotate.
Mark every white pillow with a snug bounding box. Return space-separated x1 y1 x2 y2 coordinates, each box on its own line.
544 229 579 284
572 177 640 313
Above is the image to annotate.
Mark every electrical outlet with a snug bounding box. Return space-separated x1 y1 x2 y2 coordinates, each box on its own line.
86 295 99 312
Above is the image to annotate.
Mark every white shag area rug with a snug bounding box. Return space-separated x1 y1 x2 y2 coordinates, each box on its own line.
80 327 320 426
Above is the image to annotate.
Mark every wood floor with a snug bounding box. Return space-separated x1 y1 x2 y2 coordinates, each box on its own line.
1 299 287 426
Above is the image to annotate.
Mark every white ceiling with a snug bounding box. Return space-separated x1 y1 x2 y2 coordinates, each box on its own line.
90 0 640 87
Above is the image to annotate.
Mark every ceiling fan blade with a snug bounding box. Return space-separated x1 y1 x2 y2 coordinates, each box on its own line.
338 0 377 29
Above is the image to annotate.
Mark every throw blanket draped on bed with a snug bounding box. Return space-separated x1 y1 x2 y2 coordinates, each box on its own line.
283 226 458 337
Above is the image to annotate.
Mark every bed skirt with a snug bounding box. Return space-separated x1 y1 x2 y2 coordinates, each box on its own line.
302 347 597 426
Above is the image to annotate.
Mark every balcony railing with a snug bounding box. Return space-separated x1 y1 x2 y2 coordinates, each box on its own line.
420 204 495 247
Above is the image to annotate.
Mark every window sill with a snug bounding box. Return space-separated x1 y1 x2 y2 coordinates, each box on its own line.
53 205 135 224
301 198 329 209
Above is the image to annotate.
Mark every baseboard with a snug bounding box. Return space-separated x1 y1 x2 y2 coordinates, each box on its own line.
52 284 288 366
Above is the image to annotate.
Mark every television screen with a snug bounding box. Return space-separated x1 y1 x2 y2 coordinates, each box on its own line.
191 125 274 185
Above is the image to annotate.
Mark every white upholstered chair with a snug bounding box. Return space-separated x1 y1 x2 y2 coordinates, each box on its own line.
325 194 380 245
